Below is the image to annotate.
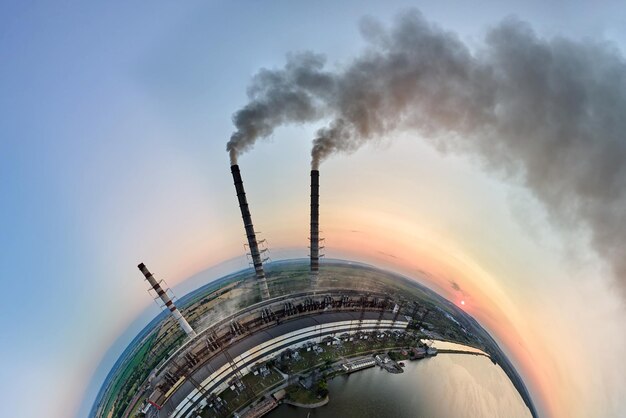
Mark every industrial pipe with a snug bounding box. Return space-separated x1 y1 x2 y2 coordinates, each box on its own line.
231 164 271 299
310 170 320 281
138 263 197 338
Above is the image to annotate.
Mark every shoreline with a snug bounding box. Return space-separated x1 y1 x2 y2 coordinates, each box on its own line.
282 396 330 409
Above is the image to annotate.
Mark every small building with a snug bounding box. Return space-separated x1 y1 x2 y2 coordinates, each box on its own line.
140 402 153 415
342 358 376 373
273 389 286 401
411 347 426 359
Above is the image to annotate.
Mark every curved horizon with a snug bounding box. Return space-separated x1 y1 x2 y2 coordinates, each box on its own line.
85 253 541 418
3 3 625 418
86 256 539 418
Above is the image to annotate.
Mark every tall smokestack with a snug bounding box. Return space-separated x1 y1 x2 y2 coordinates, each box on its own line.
137 263 197 339
310 170 320 284
231 164 271 300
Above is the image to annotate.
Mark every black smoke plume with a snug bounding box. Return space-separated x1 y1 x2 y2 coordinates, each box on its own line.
228 10 626 298
227 52 334 164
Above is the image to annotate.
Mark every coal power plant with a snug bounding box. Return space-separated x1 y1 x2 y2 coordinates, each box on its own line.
231 164 271 300
94 156 537 418
310 169 320 285
137 263 197 339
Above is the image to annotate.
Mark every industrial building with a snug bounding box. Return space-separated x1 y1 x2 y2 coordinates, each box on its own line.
142 289 409 418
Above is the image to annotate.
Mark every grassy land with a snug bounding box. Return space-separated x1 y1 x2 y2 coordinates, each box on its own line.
101 332 157 418
278 333 423 375
285 385 322 404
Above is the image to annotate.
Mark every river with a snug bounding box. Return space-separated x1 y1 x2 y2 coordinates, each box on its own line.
267 354 531 418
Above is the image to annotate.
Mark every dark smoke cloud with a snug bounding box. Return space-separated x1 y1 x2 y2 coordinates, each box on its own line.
227 52 334 164
228 10 626 298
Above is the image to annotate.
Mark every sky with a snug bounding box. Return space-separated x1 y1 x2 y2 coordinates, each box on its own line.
1 1 625 418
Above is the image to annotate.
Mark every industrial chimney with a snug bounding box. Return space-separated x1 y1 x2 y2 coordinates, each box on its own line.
137 263 197 339
231 164 271 300
310 169 320 284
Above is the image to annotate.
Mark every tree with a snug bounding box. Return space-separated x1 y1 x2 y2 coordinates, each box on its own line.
316 379 329 397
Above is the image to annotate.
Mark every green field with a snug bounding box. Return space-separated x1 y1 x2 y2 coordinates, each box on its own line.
100 332 157 418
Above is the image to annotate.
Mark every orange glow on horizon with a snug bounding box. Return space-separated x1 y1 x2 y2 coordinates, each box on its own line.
169 197 581 418
312 207 557 417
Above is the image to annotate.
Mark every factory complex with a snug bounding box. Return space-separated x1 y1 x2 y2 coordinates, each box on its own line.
92 163 537 418
151 294 409 418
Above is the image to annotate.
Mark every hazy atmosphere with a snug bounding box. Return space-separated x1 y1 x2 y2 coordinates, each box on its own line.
2 1 625 418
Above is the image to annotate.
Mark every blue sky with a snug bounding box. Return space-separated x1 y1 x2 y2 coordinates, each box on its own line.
2 2 626 418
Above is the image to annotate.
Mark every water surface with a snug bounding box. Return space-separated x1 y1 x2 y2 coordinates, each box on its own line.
268 354 531 418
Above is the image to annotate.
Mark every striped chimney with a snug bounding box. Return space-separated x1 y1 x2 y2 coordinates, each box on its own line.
138 263 197 338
